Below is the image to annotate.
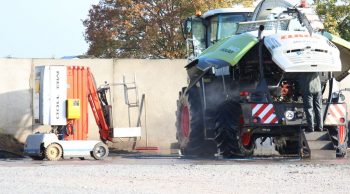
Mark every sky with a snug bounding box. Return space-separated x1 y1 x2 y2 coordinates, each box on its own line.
0 0 319 59
0 0 99 58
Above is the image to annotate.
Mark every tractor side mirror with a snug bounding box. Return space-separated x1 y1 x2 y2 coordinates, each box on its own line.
182 18 192 39
185 18 192 34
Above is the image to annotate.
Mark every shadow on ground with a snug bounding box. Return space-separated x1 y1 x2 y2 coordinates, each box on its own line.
0 134 24 159
0 150 24 159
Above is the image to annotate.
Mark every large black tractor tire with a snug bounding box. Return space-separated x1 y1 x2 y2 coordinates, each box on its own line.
175 87 216 157
214 101 254 158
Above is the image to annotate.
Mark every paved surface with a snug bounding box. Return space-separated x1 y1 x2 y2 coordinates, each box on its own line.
0 149 350 194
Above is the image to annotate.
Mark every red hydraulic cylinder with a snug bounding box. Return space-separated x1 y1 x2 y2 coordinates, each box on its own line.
86 68 111 142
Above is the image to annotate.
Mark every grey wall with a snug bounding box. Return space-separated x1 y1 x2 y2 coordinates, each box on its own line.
1 58 349 151
0 58 187 151
113 59 187 149
0 59 33 142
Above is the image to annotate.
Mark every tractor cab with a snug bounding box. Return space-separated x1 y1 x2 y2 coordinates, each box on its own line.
182 8 253 61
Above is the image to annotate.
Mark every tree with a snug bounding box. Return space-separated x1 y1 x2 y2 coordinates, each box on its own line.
83 0 253 58
315 0 350 40
338 15 350 40
83 0 145 58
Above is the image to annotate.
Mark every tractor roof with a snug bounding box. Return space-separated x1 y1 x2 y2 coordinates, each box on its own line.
202 8 254 19
252 0 304 21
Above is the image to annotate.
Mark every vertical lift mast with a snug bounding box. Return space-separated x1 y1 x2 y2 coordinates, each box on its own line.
24 66 141 160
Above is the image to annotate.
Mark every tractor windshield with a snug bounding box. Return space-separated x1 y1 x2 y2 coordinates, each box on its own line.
209 14 249 46
184 10 251 61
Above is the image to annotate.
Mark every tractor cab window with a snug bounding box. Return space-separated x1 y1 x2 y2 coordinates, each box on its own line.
218 15 245 39
209 14 249 46
191 18 206 55
210 16 218 45
183 17 206 60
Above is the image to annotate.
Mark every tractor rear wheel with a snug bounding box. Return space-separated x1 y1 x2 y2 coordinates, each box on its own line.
214 101 254 158
175 87 216 157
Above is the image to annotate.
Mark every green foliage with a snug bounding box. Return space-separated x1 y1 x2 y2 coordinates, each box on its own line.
315 0 350 40
339 15 350 40
83 0 253 58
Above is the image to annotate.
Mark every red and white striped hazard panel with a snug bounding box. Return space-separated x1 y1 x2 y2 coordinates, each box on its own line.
251 104 278 124
325 103 347 125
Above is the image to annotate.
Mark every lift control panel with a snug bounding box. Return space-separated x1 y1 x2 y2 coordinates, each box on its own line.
67 99 81 119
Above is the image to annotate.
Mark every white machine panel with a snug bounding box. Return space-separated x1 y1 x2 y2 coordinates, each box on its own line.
35 66 67 125
264 32 341 72
113 127 142 138
49 66 67 125
59 140 101 158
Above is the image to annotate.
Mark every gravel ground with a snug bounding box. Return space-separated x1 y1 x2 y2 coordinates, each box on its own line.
1 157 350 194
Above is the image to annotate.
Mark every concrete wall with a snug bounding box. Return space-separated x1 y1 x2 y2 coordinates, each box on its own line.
113 59 187 149
0 59 33 142
1 58 349 151
0 58 187 151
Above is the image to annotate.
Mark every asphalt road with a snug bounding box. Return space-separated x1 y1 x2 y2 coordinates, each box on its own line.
0 149 350 194
0 148 347 166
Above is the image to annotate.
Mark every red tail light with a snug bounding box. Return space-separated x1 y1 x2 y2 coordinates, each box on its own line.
239 114 245 125
253 117 260 123
240 91 249 97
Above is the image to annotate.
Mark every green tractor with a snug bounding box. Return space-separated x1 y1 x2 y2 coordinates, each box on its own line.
176 1 350 158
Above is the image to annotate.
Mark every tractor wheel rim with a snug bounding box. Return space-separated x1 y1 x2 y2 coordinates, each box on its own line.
241 132 251 147
181 105 190 138
239 114 251 147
